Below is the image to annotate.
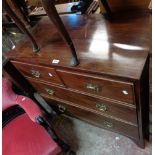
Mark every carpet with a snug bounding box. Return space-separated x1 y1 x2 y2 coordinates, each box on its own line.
54 115 152 155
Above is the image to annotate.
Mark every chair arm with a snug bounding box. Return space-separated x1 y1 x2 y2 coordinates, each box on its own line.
16 95 44 122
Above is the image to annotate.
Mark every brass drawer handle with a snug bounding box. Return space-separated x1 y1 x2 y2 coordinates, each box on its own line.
103 121 113 128
45 88 55 95
86 83 101 92
96 103 107 112
58 104 66 112
31 70 40 78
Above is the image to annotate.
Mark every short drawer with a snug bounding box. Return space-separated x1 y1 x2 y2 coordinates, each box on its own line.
12 61 63 86
57 70 135 104
29 79 137 124
43 95 139 140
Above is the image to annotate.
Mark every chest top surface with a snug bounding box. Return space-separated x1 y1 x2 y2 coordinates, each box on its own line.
6 12 151 80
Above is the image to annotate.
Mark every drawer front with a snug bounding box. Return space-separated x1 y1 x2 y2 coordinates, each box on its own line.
29 79 137 124
57 70 135 104
12 61 63 85
44 96 139 140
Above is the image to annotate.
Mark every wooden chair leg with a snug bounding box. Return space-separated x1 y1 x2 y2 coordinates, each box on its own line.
3 0 39 52
41 0 79 66
100 0 112 17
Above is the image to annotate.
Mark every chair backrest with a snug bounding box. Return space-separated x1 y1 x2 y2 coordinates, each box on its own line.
2 78 44 122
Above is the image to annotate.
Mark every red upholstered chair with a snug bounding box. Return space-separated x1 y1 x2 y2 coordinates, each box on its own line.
2 78 75 155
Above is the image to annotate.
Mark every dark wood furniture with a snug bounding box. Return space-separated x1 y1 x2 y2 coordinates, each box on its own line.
5 10 151 148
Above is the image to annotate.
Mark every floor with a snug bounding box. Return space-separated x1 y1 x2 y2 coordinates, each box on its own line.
54 115 152 155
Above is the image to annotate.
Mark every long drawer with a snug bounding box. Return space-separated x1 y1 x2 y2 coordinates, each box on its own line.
29 79 137 124
57 70 135 104
12 61 64 86
43 95 139 140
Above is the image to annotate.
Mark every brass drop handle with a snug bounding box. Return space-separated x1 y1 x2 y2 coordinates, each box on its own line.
96 103 107 112
103 121 113 128
45 88 55 95
86 83 101 92
31 70 40 78
58 104 66 112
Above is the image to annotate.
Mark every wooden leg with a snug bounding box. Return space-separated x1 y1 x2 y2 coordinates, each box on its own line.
41 0 79 66
100 0 112 18
134 139 145 149
127 136 145 149
7 0 29 26
3 0 39 52
3 60 34 95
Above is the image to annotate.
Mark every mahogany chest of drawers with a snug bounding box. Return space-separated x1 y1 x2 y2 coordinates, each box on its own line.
6 12 151 148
